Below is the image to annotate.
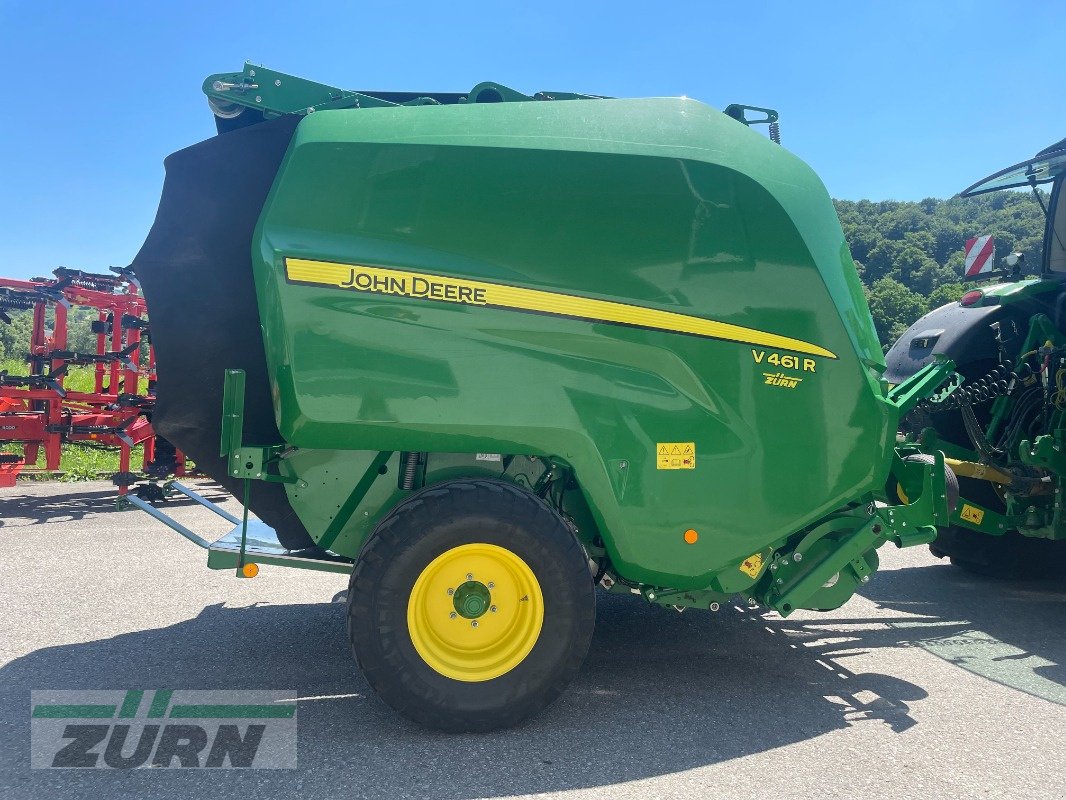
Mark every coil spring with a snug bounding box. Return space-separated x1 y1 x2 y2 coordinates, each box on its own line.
768 121 781 145
916 360 1018 413
399 451 421 490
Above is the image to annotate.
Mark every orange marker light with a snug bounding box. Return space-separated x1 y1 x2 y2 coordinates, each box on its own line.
242 563 259 578
683 529 699 544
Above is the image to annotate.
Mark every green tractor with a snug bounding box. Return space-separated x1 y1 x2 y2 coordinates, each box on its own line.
886 137 1066 576
128 63 956 732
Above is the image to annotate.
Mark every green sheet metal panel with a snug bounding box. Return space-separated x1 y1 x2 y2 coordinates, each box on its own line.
250 96 895 588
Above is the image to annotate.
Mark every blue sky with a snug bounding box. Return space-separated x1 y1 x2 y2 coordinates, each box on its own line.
1 1 1063 278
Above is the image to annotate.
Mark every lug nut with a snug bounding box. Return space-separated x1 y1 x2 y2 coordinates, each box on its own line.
471 620 479 628
490 605 497 613
466 573 473 580
487 582 494 588
449 612 457 619
447 588 454 596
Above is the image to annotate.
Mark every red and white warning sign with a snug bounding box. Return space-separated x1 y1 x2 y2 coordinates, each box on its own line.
964 235 995 278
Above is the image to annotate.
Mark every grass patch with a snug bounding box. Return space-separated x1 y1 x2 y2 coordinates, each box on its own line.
57 443 129 481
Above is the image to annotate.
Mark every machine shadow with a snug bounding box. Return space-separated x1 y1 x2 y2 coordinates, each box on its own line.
0 486 120 525
858 559 1066 703
3 590 931 799
0 482 232 527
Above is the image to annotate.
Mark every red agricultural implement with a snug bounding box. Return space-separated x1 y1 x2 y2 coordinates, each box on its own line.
0 267 186 489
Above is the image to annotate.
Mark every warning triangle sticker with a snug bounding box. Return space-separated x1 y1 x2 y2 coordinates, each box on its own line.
656 442 696 470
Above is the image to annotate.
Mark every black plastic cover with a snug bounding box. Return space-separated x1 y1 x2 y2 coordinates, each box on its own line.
884 301 1006 384
131 114 313 549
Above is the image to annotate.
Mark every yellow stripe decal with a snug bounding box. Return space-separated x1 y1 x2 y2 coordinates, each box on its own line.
284 258 838 359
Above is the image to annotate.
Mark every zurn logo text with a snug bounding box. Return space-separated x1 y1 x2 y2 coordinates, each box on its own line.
30 690 296 769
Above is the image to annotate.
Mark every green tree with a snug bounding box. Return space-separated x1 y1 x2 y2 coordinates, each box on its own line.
866 277 928 345
0 306 103 363
0 311 33 362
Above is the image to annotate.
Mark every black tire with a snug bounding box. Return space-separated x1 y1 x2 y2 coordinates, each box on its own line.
888 453 960 512
930 524 1066 578
927 473 1066 578
346 478 596 732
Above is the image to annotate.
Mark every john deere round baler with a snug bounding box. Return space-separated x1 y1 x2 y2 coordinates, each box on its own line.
129 63 956 732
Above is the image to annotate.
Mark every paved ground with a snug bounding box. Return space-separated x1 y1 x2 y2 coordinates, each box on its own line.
1 480 1064 799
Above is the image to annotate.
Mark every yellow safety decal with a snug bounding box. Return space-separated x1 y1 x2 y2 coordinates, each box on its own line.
657 442 695 470
284 258 838 359
960 504 985 525
739 553 763 579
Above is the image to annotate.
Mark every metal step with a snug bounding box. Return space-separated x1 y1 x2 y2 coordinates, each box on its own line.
127 481 353 576
207 520 353 574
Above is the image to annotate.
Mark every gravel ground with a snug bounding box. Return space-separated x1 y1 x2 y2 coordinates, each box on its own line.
1 479 1064 799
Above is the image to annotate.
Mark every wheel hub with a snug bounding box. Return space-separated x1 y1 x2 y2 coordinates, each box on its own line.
452 580 492 619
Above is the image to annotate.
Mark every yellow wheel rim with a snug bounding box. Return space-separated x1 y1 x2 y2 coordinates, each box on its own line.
407 543 544 682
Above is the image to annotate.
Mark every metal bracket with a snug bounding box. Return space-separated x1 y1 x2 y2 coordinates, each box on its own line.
723 104 779 126
886 355 958 416
888 448 952 530
220 369 300 483
220 369 300 575
203 63 396 118
759 450 948 616
1019 432 1066 475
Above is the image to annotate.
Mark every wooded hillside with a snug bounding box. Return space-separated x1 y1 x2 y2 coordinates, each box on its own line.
836 191 1046 346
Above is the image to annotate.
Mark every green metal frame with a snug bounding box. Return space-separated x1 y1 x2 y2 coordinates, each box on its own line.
886 355 958 416
202 62 610 121
220 370 395 572
908 312 1066 540
317 451 393 552
205 64 391 116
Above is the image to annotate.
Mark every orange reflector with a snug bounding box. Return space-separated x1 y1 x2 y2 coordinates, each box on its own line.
960 290 983 307
683 529 699 544
242 563 259 578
